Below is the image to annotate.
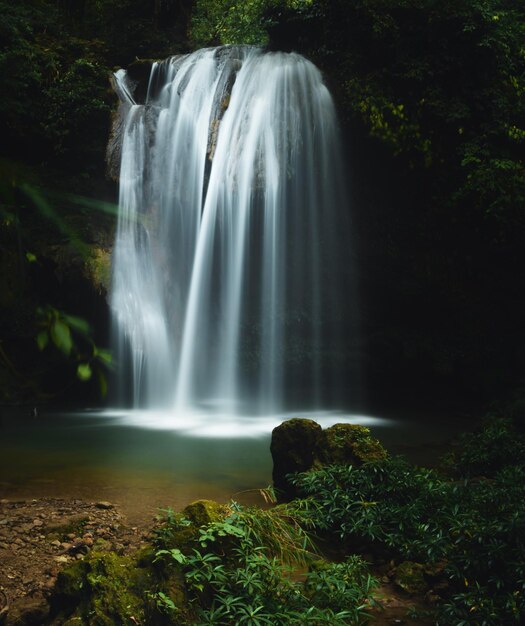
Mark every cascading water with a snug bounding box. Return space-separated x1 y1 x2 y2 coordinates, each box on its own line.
110 46 353 416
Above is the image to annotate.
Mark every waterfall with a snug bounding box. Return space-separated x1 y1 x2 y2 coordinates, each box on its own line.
110 46 352 415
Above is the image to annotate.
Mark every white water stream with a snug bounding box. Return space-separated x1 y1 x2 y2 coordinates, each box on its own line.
111 46 351 414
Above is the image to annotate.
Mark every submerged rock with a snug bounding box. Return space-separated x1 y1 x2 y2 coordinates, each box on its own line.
94 502 113 510
45 515 89 542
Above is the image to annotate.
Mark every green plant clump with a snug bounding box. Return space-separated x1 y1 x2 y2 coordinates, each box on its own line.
153 501 377 625
190 0 314 46
290 419 525 625
443 416 525 478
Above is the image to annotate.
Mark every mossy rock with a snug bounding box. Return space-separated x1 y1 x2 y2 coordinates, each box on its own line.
51 551 158 625
53 558 88 604
322 424 388 465
270 418 324 501
155 500 229 553
394 561 428 595
84 247 111 295
182 500 227 527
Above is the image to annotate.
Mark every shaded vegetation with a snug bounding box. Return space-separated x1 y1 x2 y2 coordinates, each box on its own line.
290 417 525 624
277 0 525 407
0 176 115 404
52 499 377 625
47 418 525 625
0 0 192 170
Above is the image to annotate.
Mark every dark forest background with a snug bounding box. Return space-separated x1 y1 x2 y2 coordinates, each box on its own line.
0 0 524 416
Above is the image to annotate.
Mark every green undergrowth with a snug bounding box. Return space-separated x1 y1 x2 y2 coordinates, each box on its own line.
152 501 377 625
52 499 377 625
50 417 525 625
290 417 525 625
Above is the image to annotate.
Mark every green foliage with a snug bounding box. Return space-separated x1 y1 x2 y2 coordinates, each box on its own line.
443 416 525 478
0 0 190 169
155 501 316 567
35 305 113 393
0 1 112 168
290 419 525 625
261 0 525 224
190 0 314 46
190 0 270 46
303 557 377 616
44 57 111 160
153 502 377 625
0 169 117 402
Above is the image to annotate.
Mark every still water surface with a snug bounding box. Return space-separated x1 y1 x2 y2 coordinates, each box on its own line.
0 409 471 525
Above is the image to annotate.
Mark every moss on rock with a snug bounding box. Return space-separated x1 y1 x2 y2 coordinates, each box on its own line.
182 499 227 527
271 419 388 500
84 248 111 295
153 500 230 555
394 561 428 595
322 423 388 465
52 551 158 625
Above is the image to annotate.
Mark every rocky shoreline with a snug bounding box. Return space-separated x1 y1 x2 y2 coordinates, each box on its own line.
0 498 151 625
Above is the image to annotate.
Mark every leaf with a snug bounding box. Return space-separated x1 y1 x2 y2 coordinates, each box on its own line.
62 313 91 335
97 369 108 397
77 363 92 381
36 331 49 351
26 251 37 262
169 548 187 564
50 319 72 355
95 348 113 367
157 592 177 610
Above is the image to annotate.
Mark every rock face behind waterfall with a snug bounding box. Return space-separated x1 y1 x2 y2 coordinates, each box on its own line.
109 45 356 413
271 418 388 500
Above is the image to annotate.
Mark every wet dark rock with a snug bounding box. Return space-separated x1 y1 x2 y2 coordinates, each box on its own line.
4 595 50 626
94 502 113 510
271 418 324 500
